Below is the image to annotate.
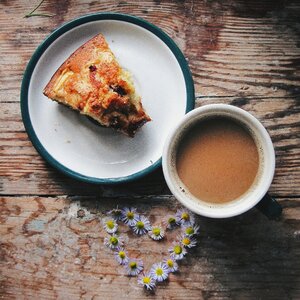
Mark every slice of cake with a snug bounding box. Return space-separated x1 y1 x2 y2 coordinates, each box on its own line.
43 33 151 137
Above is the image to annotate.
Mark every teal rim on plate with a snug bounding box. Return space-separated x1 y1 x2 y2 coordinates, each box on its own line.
20 13 195 184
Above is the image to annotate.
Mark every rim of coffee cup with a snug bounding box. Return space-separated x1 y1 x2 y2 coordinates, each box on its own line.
162 104 275 218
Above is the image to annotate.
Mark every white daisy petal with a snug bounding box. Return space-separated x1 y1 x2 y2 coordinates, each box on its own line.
168 242 187 260
121 207 139 226
178 234 197 248
114 247 129 265
163 215 178 230
150 262 169 282
102 217 118 234
137 273 156 290
175 209 195 226
125 259 144 276
132 215 151 235
104 234 123 249
149 226 165 240
163 258 179 273
182 224 200 237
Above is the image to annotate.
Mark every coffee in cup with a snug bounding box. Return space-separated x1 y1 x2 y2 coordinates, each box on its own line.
176 116 260 204
162 104 280 218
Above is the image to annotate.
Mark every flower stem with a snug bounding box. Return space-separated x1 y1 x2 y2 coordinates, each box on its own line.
24 0 54 18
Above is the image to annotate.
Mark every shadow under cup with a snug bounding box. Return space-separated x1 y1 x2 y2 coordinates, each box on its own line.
162 104 278 219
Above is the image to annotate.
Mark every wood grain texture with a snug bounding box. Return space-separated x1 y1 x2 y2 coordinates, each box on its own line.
0 0 299 196
0 0 300 299
1 0 300 101
1 96 299 196
1 196 300 300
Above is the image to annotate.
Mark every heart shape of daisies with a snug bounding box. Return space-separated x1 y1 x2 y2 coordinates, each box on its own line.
102 207 199 292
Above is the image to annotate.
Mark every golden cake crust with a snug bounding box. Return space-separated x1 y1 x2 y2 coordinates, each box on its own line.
43 34 151 137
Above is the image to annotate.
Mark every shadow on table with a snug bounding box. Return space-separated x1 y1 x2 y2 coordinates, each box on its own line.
46 164 169 197
188 209 299 299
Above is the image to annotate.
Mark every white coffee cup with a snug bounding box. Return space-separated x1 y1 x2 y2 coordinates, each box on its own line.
162 104 276 218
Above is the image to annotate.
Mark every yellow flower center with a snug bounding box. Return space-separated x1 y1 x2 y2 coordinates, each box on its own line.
127 211 134 219
110 236 118 245
185 227 194 235
168 217 176 224
182 237 191 246
143 277 151 284
156 268 163 276
152 227 161 236
174 245 182 254
181 212 189 221
119 251 125 259
167 259 174 267
136 221 144 229
106 220 115 229
129 261 137 269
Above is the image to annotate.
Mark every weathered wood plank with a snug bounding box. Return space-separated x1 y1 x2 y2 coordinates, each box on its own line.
0 0 300 298
1 196 299 300
184 0 300 97
0 0 299 196
1 0 300 102
1 96 299 196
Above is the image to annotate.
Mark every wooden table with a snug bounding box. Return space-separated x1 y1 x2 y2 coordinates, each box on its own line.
1 1 300 299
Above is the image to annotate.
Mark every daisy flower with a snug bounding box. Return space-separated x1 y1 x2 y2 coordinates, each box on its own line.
107 207 123 221
114 247 129 265
175 209 195 226
102 217 118 234
132 215 151 235
168 242 187 260
164 215 178 230
163 257 179 273
149 226 165 240
137 273 156 290
179 234 197 248
182 224 200 237
125 258 144 276
104 234 123 250
150 262 169 282
121 207 139 226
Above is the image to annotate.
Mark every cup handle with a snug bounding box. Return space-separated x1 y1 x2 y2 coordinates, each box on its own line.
256 193 282 220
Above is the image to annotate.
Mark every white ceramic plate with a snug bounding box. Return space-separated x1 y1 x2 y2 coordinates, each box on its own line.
21 13 194 183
